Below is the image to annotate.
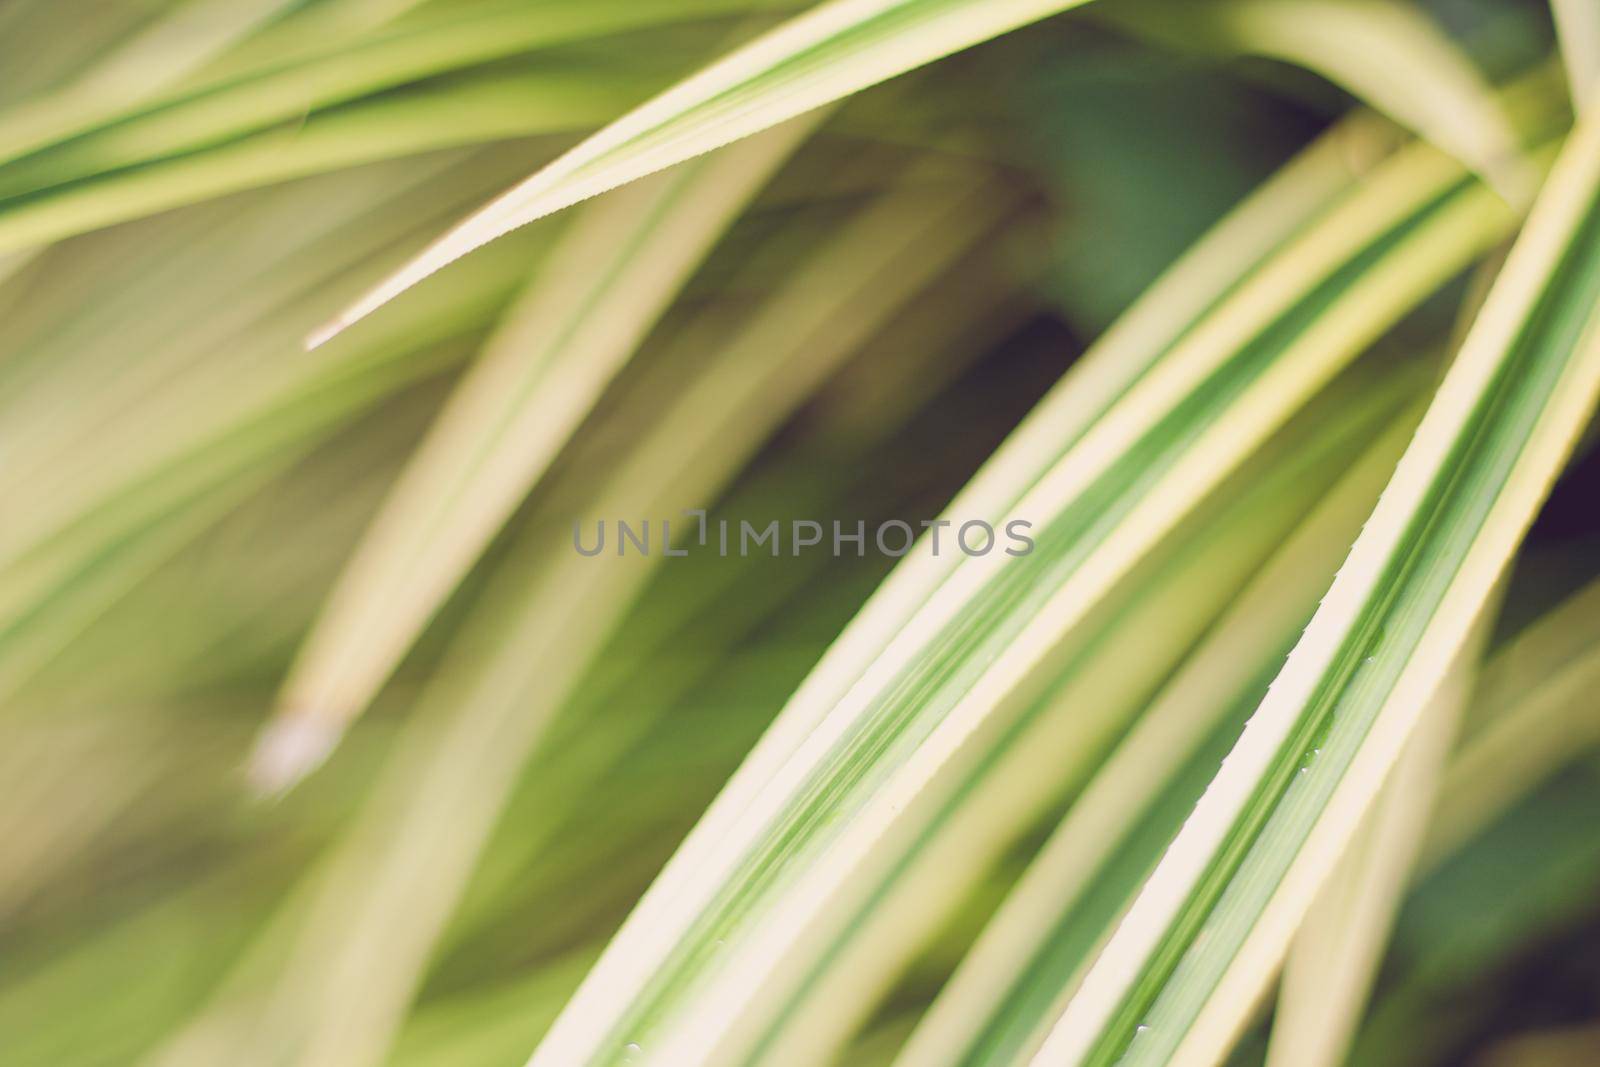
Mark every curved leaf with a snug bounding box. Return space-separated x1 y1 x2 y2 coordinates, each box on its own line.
1103 0 1532 203
1263 621 1476 1067
1033 99 1600 1067
893 416 1416 1067
307 0 1104 347
0 0 773 187
525 117 1515 1067
0 70 639 256
151 172 1009 1067
251 118 818 791
1553 0 1600 115
1424 571 1600 859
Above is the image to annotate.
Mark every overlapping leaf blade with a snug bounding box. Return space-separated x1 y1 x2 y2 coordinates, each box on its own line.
893 417 1416 1067
1553 0 1600 113
0 0 773 182
149 169 1010 1067
1425 570 1600 859
308 0 1112 345
314 0 1524 347
1032 96 1600 1067
250 119 818 791
1263 625 1475 1067
734 367 1417 1067
524 108 1519 1067
0 69 639 256
2 5 1589 1067
1102 0 1530 201
0 153 554 700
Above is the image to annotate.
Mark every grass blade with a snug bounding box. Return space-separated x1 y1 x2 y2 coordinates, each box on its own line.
150 172 1008 1067
1553 0 1600 115
250 118 817 792
1032 95 1600 1067
0 0 302 140
1104 0 1531 203
307 0 1105 346
745 370 1416 1066
523 113 1518 1067
0 0 772 185
893 415 1415 1067
1424 571 1600 859
0 69 641 256
1263 617 1478 1067
0 161 558 699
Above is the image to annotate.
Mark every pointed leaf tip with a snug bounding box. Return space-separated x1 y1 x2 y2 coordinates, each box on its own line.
303 318 345 352
246 714 343 797
313 0 1104 347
